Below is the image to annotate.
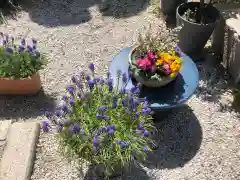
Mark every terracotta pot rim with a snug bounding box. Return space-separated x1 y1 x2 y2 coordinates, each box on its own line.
0 72 39 80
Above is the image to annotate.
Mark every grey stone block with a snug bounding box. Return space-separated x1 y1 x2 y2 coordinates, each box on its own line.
0 122 40 180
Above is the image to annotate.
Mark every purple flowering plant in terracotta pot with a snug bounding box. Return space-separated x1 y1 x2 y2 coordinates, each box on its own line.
42 63 156 178
0 33 47 94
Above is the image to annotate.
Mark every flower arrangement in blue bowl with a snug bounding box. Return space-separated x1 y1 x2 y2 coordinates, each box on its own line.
42 63 156 178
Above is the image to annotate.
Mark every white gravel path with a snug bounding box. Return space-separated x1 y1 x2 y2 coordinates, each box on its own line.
0 0 240 179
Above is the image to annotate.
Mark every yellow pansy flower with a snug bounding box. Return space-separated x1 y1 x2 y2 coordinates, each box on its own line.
156 59 163 66
170 62 181 72
170 72 177 78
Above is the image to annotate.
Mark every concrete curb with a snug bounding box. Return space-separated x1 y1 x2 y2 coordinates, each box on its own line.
0 122 40 180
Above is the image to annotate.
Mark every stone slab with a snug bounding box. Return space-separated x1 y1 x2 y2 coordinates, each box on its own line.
0 122 40 180
0 120 12 142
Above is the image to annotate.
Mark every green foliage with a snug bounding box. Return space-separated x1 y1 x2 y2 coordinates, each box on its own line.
0 36 47 79
43 67 156 177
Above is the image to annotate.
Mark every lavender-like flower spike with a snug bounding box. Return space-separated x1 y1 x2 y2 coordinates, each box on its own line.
6 47 13 54
18 45 24 52
143 130 149 137
42 120 49 132
122 72 128 84
72 124 80 133
88 79 95 89
66 86 75 96
21 38 26 46
2 39 7 45
88 63 95 72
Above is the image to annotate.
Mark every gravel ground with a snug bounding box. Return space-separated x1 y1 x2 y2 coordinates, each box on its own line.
0 0 240 179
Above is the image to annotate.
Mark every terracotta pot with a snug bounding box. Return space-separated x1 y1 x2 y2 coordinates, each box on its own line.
129 46 178 88
0 72 42 95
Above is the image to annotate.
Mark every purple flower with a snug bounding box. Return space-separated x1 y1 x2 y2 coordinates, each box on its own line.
62 96 68 101
135 112 140 119
96 112 102 120
2 39 7 45
6 47 13 54
88 63 95 72
66 87 75 96
108 128 115 136
69 99 75 106
88 79 95 89
107 78 113 86
109 86 113 92
113 94 118 102
134 88 140 96
93 138 98 147
138 124 144 130
21 39 26 46
106 125 111 131
144 130 149 137
120 141 130 148
122 72 127 83
99 106 107 111
116 139 121 144
111 125 116 130
72 124 80 133
27 45 33 53
122 99 127 107
62 105 68 113
143 146 149 153
57 121 63 132
130 86 136 93
17 45 24 52
42 120 49 132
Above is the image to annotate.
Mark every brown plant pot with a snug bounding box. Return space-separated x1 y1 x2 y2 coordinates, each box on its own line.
0 72 42 95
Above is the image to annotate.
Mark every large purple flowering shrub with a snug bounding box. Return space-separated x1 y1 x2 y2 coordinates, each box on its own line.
0 33 46 79
42 63 156 176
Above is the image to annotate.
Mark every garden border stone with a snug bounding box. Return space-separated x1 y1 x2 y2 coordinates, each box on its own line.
0 122 40 180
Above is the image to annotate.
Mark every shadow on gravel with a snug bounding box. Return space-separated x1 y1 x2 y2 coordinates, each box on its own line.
0 0 22 23
0 90 57 120
22 0 93 27
194 53 237 113
144 105 202 169
84 163 153 180
20 0 150 27
96 0 150 19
